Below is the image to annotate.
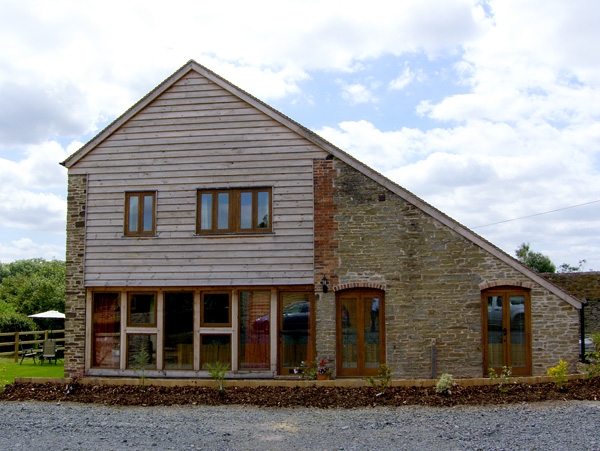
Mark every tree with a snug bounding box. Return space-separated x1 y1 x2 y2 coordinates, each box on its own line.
0 259 65 316
515 243 556 273
557 260 587 273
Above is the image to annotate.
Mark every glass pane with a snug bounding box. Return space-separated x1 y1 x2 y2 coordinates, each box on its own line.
364 296 380 368
239 291 270 370
341 298 358 369
281 293 310 369
257 191 269 229
510 295 526 368
217 192 229 230
487 295 503 367
200 193 212 230
164 292 194 370
202 293 230 325
92 293 120 368
129 294 156 325
128 195 139 232
142 195 154 232
201 335 231 369
127 334 156 369
240 192 252 229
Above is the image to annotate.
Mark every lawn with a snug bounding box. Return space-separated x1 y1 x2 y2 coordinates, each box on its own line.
0 356 64 385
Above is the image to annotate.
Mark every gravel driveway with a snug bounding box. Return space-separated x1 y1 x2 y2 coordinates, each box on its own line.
1 400 599 450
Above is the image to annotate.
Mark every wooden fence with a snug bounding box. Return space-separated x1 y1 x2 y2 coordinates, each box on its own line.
0 330 65 362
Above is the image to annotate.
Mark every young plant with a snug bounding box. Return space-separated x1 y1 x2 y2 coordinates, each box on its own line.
296 358 332 380
488 366 513 393
365 364 393 396
435 373 456 395
206 361 229 394
547 360 568 389
65 369 85 395
579 332 600 379
133 347 151 388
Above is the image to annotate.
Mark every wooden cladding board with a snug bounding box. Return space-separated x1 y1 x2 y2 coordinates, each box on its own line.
74 71 328 287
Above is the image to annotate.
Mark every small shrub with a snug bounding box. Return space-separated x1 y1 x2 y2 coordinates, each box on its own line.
206 361 229 394
488 366 513 393
435 373 456 395
365 364 393 396
547 360 568 389
0 311 37 333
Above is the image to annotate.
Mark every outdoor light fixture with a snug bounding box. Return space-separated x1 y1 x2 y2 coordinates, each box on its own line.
321 275 329 293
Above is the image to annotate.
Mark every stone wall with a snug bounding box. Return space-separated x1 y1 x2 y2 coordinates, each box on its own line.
322 158 580 378
64 174 87 375
543 272 600 334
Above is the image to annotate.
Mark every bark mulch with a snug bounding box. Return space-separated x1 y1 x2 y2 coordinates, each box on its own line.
1 378 600 408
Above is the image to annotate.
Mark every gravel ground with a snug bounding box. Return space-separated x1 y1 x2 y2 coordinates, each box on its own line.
1 400 599 450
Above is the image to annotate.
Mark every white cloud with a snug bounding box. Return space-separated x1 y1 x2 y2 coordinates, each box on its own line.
0 238 64 263
389 66 424 91
338 82 378 104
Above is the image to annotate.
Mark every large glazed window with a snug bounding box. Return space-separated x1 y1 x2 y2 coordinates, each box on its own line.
239 291 270 370
482 287 532 376
196 188 272 234
279 292 314 374
92 292 121 368
125 192 155 236
164 292 194 370
128 293 156 326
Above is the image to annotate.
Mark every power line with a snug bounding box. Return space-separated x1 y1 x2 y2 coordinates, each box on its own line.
472 199 600 229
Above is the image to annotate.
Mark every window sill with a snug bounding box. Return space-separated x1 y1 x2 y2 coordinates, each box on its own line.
194 232 275 237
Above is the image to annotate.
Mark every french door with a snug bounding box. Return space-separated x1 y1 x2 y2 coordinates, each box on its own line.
482 288 532 376
278 292 315 375
336 289 385 377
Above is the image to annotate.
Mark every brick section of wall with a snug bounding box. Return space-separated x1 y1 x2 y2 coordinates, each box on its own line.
64 174 87 375
543 272 600 333
328 158 580 378
313 158 339 363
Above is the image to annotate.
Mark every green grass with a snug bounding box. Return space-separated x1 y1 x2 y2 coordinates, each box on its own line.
0 356 64 385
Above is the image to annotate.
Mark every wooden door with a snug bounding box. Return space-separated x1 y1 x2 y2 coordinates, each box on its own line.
336 289 385 377
482 288 532 376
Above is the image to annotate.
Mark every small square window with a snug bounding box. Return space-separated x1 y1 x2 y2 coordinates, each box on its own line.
127 334 156 369
200 334 231 369
201 292 231 327
128 293 156 326
125 192 156 236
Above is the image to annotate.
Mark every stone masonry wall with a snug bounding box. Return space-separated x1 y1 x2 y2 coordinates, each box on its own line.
64 174 87 375
543 272 600 334
326 158 580 378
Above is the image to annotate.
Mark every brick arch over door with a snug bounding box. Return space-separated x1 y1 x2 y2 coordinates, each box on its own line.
333 282 386 292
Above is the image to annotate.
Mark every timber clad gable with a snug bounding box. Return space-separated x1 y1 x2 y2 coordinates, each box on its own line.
63 60 584 379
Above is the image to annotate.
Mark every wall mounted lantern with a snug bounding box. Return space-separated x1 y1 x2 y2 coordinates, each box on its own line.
321 275 329 293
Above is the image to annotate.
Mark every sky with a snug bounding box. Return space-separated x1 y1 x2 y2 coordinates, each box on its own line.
0 0 599 270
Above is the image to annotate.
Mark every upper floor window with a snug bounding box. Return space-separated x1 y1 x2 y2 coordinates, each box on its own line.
125 192 156 236
197 188 272 234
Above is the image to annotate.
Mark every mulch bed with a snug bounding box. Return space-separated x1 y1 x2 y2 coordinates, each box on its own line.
1 378 600 408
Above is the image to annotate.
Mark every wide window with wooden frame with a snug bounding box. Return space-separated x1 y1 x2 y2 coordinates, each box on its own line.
125 191 156 236
196 188 272 234
482 287 532 376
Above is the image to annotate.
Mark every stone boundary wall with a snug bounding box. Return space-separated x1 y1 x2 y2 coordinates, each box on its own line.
543 272 600 334
64 174 87 375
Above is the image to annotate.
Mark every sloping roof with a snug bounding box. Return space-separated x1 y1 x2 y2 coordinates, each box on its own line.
62 60 583 309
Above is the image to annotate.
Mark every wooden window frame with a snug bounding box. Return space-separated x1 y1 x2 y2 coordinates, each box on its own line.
277 291 316 375
200 291 232 327
127 292 157 327
196 187 272 234
126 333 157 370
124 191 156 236
199 334 232 370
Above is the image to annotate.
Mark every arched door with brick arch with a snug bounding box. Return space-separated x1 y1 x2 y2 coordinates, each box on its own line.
481 286 532 376
336 288 386 377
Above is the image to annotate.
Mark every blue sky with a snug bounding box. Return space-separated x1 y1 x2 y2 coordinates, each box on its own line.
0 0 599 270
